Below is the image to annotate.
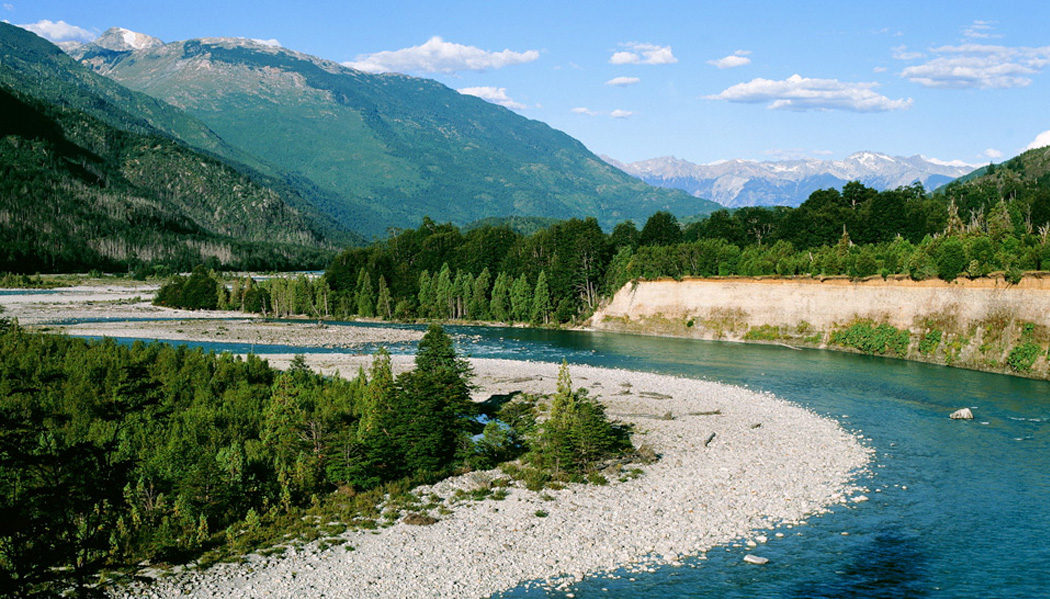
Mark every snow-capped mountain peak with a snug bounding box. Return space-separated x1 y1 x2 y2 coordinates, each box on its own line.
606 152 979 208
94 27 164 52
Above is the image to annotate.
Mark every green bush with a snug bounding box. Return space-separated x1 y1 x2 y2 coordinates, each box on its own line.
918 329 942 355
831 321 911 357
1007 342 1042 373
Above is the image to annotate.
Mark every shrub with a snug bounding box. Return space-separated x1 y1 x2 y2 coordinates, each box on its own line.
831 321 910 357
918 329 942 355
1006 342 1042 373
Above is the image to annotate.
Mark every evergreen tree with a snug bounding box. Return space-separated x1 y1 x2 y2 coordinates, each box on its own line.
417 270 434 319
434 263 453 319
355 268 374 317
489 271 510 321
452 270 468 319
375 275 392 319
530 270 552 324
509 274 532 322
470 268 492 320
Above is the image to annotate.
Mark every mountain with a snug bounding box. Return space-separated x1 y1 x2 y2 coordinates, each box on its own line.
606 152 979 208
0 24 339 272
71 32 720 237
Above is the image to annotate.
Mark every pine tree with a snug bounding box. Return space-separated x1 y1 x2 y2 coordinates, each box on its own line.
470 267 492 320
434 263 453 319
375 275 392 319
417 270 434 319
452 270 468 319
489 271 510 321
509 274 532 322
530 270 551 324
355 268 374 317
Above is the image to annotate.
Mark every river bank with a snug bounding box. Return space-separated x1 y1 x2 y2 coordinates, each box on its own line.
1 284 424 348
589 274 1050 380
111 356 870 599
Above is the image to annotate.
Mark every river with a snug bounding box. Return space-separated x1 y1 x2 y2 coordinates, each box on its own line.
64 318 1050 598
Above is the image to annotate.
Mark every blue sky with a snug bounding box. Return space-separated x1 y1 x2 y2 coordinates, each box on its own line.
10 0 1050 165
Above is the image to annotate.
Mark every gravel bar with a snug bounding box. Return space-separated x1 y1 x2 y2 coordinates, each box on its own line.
111 356 871 599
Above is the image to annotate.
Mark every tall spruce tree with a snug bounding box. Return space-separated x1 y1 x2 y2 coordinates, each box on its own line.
375 275 392 319
530 270 551 324
470 268 491 320
489 271 510 322
355 268 374 317
509 274 532 322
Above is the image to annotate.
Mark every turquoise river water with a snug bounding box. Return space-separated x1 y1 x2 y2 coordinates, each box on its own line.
65 319 1049 598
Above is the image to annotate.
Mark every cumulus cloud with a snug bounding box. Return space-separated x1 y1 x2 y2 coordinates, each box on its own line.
901 43 1050 89
892 45 924 60
18 19 94 42
963 19 1000 40
982 148 1004 159
706 74 912 112
1026 130 1050 151
343 36 538 74
251 38 280 47
572 107 633 118
605 76 640 86
457 86 526 110
708 50 751 69
609 42 676 65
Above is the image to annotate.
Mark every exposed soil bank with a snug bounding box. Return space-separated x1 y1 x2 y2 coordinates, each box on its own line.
590 274 1050 379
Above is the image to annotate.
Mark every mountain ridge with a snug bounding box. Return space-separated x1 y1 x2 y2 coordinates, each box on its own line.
70 29 721 236
606 151 979 208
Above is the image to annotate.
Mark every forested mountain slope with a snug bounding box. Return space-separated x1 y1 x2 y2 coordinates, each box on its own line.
76 33 721 237
0 85 332 272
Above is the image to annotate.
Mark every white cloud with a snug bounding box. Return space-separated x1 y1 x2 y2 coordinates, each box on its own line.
708 50 751 69
1026 130 1050 151
18 19 94 43
572 107 633 118
3 4 13 11
892 45 924 60
706 74 912 112
873 66 888 73
901 43 1050 89
457 86 526 110
251 38 280 47
605 76 640 86
344 36 539 74
982 148 1004 159
609 42 677 65
963 20 1000 40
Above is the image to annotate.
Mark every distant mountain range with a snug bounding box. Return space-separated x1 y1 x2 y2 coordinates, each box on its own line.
604 152 980 208
66 28 720 237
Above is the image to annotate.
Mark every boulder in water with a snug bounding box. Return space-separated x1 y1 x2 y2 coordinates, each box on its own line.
743 554 769 565
949 408 973 420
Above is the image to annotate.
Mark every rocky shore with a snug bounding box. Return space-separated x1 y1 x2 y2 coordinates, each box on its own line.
112 356 871 599
2 285 423 348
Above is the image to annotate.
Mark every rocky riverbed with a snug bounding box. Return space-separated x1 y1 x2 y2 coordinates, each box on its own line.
111 356 872 599
2 284 423 348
